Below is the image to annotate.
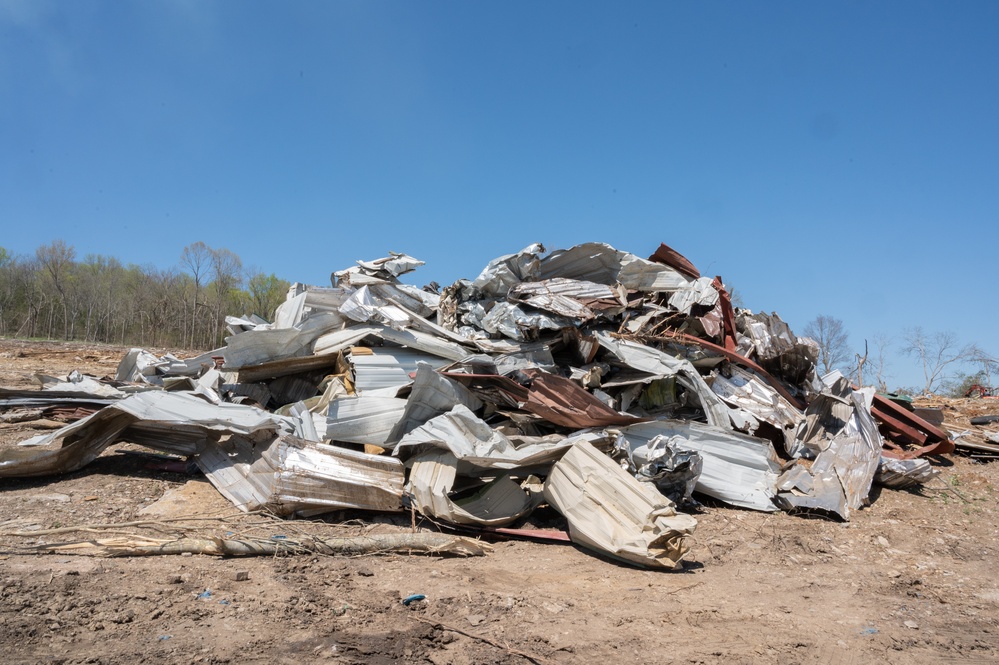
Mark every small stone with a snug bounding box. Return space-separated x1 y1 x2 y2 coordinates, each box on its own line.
876 536 890 548
232 571 250 582
356 567 374 577
166 575 183 584
466 614 486 626
904 620 919 630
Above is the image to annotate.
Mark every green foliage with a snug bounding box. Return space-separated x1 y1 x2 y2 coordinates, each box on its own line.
949 370 990 398
247 272 291 321
0 239 287 350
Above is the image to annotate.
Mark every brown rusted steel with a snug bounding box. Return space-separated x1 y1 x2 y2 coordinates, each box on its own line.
647 242 701 279
711 276 739 351
871 393 955 457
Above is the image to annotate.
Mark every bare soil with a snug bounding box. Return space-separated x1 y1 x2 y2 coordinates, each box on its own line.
2 339 998 664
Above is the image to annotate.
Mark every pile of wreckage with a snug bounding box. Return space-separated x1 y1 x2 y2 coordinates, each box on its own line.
0 242 958 569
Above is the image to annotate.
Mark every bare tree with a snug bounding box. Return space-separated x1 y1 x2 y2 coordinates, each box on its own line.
969 347 999 388
803 315 851 375
901 327 977 394
35 240 76 339
870 333 893 392
180 242 212 349
209 247 243 347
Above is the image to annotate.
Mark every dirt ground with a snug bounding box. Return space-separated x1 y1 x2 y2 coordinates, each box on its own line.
2 338 998 665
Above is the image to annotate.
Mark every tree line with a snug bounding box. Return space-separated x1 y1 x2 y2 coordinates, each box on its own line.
0 241 290 351
804 314 998 397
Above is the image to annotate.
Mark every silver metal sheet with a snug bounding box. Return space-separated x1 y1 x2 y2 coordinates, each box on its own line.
407 451 539 526
394 404 574 474
349 347 452 393
325 395 408 445
197 434 405 516
614 419 782 512
594 331 752 430
543 439 697 569
386 362 483 445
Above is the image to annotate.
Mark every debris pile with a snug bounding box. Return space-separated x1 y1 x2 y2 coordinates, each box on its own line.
0 242 958 569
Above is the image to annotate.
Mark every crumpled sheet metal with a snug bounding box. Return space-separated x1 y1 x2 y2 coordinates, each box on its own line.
523 373 649 429
0 392 293 478
475 301 573 341
38 371 127 399
334 252 425 286
386 363 483 445
594 332 752 431
628 435 703 506
876 456 941 489
775 381 882 520
116 348 169 384
668 276 720 315
507 277 625 321
468 242 545 298
394 404 576 474
538 242 691 292
197 434 405 516
407 451 541 526
614 420 782 512
647 242 701 280
223 311 344 368
710 365 801 451
543 440 697 569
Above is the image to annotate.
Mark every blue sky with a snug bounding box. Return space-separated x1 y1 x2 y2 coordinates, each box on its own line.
2 1 996 390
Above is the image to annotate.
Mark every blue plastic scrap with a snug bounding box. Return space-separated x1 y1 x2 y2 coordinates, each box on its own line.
402 594 426 606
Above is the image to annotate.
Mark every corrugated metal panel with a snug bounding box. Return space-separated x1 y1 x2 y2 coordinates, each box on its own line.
615 419 782 512
349 347 450 393
325 395 407 445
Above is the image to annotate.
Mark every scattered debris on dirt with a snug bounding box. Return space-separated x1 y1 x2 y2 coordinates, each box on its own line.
2 241 998 663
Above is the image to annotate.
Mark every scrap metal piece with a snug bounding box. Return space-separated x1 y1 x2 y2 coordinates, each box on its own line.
325 395 407 445
507 278 625 320
468 242 545 297
614 420 782 512
774 380 882 520
386 363 483 444
630 435 703 506
349 346 452 393
394 404 574 473
1 392 293 478
711 365 802 451
538 242 691 292
647 242 701 280
196 434 405 516
543 440 697 569
668 276 719 315
876 456 941 489
594 331 752 430
523 373 648 429
407 451 540 526
116 348 169 384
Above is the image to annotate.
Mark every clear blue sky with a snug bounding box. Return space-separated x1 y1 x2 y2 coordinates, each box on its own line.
2 1 996 390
